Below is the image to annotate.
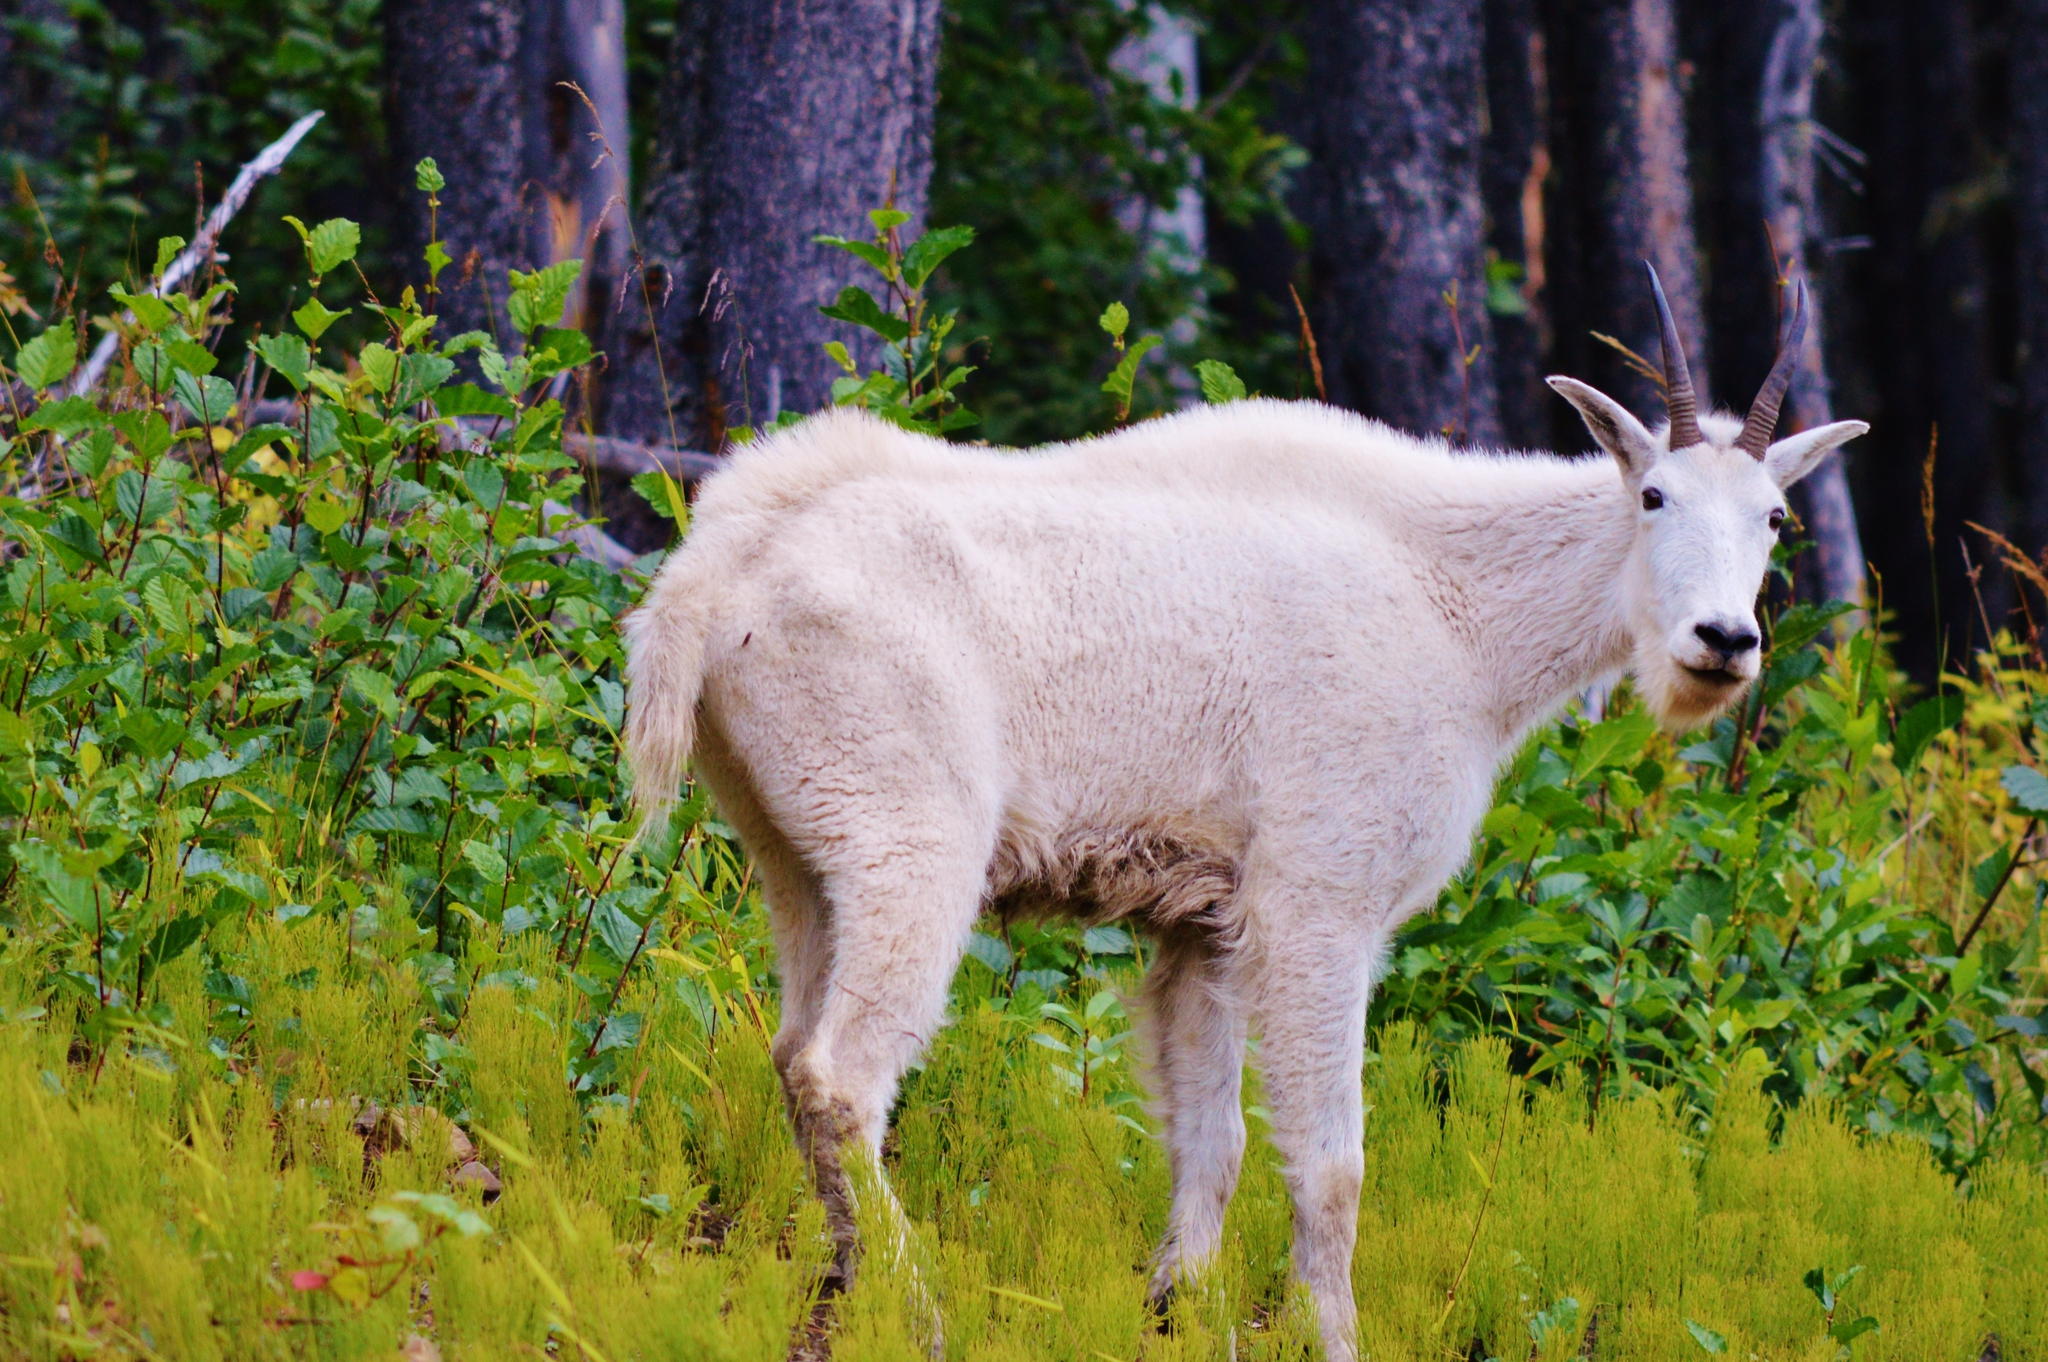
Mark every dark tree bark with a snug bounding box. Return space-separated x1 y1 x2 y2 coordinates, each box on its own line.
604 0 941 455
1757 0 1865 610
1541 0 1706 425
2015 0 2048 559
1480 0 1549 448
1836 0 2001 673
524 0 631 334
1302 0 1502 445
386 0 536 344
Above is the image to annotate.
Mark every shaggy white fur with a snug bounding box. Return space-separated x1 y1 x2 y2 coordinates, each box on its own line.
623 391 1864 1360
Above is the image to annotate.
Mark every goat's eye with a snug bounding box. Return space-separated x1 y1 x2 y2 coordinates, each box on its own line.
1768 508 1786 531
1641 487 1664 511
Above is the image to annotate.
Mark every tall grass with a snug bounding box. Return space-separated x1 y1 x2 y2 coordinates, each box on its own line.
0 911 2039 1360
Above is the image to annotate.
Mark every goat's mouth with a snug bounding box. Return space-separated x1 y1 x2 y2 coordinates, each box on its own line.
1680 663 1745 687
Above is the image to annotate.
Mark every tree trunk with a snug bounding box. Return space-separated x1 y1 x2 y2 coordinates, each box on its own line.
2015 0 2048 560
1836 0 1999 673
1303 0 1501 445
1757 0 1865 610
604 0 940 455
524 0 631 335
1541 0 1706 425
1480 0 1549 448
386 0 535 345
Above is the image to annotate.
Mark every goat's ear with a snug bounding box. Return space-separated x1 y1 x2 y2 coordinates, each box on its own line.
1763 419 1869 490
1546 376 1658 480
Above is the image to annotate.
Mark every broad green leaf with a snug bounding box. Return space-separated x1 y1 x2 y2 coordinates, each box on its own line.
1195 358 1247 403
868 207 911 232
13 325 76 390
818 285 909 343
901 224 974 289
2000 764 2048 815
507 259 582 334
172 370 235 425
358 342 398 394
814 233 894 274
1098 301 1130 341
415 156 445 193
1683 1320 1727 1354
253 333 311 391
306 217 360 276
108 284 176 332
293 297 350 342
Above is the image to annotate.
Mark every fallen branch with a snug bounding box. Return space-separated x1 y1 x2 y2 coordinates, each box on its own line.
67 110 325 397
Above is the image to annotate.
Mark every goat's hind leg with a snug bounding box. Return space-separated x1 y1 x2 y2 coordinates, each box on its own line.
1141 929 1248 1313
783 833 989 1283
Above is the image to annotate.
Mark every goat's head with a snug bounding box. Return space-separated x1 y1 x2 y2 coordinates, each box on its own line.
1547 265 1868 728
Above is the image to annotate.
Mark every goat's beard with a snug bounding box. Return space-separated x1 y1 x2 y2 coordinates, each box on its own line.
1632 639 1754 731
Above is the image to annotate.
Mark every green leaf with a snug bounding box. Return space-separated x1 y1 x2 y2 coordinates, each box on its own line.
305 217 361 276
152 235 186 279
868 207 912 232
507 259 583 334
631 470 686 522
293 297 350 342
172 371 236 425
425 238 453 282
818 286 909 343
1829 1316 1879 1346
435 382 518 419
814 234 894 275
13 325 77 390
10 841 98 932
393 352 456 406
2000 765 2048 815
1098 301 1130 341
1892 693 1963 775
415 157 446 193
21 395 100 436
108 284 176 333
901 224 974 289
303 497 352 535
1683 1320 1727 1354
1100 333 1160 417
1195 358 1247 403
253 332 311 391
358 342 398 394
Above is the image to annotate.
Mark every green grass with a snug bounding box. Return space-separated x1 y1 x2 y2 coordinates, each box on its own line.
0 909 2039 1361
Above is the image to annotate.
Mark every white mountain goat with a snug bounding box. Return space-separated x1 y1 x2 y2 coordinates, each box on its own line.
622 269 1866 1360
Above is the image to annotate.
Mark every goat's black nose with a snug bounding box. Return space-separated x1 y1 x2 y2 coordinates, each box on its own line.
1694 620 1760 657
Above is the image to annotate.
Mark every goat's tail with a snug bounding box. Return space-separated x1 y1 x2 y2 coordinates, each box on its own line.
621 574 714 842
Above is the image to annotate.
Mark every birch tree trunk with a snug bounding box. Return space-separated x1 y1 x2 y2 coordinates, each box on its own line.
1542 0 1707 421
1303 0 1501 445
604 0 940 454
1758 0 1865 610
386 0 535 345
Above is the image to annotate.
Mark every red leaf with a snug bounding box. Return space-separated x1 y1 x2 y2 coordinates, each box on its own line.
290 1270 330 1292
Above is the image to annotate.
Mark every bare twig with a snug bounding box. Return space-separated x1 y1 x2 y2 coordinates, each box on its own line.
67 110 326 397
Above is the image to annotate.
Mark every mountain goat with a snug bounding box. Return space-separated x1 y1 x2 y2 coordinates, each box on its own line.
622 269 1866 1360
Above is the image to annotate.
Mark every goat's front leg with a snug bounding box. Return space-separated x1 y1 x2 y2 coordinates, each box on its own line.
1249 925 1375 1362
1142 931 1248 1310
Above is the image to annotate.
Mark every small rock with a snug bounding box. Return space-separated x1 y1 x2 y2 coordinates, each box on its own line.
450 1160 502 1202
